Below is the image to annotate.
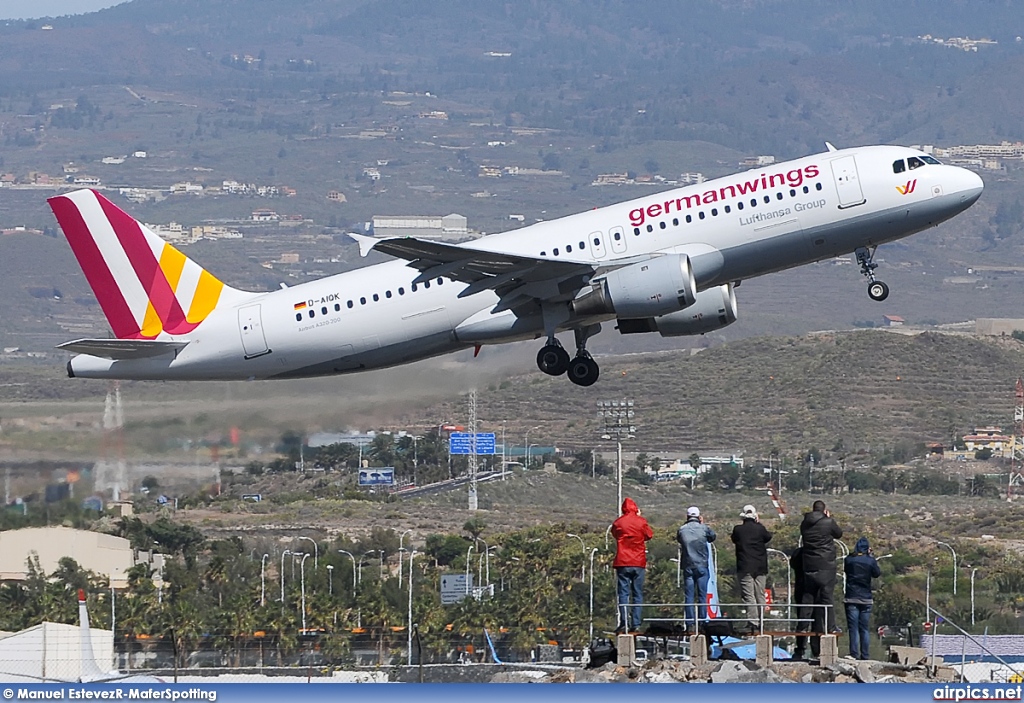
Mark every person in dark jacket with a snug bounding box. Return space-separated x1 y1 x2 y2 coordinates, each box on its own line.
731 504 772 633
799 500 843 657
611 497 654 632
677 506 716 632
844 536 881 660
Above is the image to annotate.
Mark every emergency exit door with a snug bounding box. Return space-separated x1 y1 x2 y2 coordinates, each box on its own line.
830 155 866 209
238 304 270 358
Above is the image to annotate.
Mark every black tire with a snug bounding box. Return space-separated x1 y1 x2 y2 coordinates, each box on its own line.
537 344 570 376
567 355 600 386
868 280 889 302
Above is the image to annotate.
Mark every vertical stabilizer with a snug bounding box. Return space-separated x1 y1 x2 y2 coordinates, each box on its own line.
77 589 107 682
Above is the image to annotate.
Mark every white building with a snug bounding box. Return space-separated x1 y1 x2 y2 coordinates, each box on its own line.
372 213 468 240
0 622 113 682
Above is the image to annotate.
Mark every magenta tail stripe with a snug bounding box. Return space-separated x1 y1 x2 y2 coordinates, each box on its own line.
47 195 142 339
96 193 189 332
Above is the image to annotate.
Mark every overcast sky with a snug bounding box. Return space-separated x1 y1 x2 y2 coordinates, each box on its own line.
1 0 126 20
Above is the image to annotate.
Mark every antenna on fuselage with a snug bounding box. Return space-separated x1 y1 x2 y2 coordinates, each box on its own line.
825 142 838 152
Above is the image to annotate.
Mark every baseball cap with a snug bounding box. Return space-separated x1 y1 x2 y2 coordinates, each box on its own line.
687 506 700 518
740 504 758 519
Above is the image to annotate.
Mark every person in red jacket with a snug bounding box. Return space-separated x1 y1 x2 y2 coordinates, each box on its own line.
611 497 654 633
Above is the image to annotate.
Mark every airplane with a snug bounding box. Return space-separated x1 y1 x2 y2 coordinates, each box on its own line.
47 143 983 387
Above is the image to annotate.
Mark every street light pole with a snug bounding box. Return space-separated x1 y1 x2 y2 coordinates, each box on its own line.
338 550 356 591
588 548 598 640
937 541 958 596
299 537 319 570
300 553 310 632
598 399 635 515
566 533 587 581
399 530 413 589
260 553 269 607
525 426 541 469
487 545 498 587
407 550 417 663
280 549 293 604
971 568 979 626
327 565 334 596
465 545 475 595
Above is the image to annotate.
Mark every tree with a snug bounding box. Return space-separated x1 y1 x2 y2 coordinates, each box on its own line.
463 517 488 543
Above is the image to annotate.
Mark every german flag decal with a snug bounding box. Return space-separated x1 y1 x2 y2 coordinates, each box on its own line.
294 301 307 310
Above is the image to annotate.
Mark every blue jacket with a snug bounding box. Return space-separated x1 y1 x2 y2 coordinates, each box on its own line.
844 537 881 603
677 518 716 570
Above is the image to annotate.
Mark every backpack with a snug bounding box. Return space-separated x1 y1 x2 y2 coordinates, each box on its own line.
586 638 617 668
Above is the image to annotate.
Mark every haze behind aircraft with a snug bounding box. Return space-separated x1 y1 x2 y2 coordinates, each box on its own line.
48 144 983 387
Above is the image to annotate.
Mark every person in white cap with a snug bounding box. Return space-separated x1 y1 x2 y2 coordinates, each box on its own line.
731 504 773 634
676 506 715 632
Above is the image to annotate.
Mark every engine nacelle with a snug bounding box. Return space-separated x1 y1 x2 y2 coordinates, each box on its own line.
572 254 697 319
617 283 737 337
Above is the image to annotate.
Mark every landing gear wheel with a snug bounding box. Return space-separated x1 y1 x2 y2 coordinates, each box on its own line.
867 280 889 302
567 355 600 387
537 344 570 376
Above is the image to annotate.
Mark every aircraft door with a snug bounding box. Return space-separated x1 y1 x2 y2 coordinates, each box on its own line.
589 230 608 259
831 155 866 209
608 226 627 254
238 304 270 358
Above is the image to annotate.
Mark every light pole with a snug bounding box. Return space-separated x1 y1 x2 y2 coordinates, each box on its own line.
280 549 293 604
971 568 979 626
598 399 635 513
260 553 269 607
525 426 541 469
465 544 475 595
300 553 310 631
338 550 356 591
477 538 488 586
767 548 791 620
327 564 334 596
835 539 849 593
486 545 499 586
501 421 507 480
399 531 412 588
299 537 319 570
937 541 958 595
566 533 587 581
527 443 539 470
358 550 378 586
588 548 598 640
407 549 418 663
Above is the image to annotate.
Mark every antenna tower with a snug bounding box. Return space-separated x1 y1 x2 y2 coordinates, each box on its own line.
1010 377 1024 501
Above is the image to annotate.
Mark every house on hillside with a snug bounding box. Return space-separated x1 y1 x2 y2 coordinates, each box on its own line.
883 314 905 327
963 426 1011 455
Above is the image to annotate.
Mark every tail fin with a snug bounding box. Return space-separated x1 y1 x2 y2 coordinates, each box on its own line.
77 589 107 682
48 189 245 340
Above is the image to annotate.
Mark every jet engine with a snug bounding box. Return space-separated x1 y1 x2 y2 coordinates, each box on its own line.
572 254 697 319
616 283 737 337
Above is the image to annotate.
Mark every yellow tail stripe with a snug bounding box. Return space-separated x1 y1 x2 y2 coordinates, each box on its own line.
140 302 164 338
159 243 188 292
186 270 224 324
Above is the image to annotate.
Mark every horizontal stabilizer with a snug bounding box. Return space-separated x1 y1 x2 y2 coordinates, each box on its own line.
57 338 189 360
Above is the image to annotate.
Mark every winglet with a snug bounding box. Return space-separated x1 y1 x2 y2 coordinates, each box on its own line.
347 232 381 257
78 589 107 682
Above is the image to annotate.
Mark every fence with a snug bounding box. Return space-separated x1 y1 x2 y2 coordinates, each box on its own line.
921 607 1024 683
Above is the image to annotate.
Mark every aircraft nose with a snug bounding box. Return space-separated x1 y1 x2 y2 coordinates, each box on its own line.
956 167 984 205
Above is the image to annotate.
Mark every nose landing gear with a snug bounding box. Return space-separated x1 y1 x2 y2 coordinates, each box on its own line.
856 246 889 302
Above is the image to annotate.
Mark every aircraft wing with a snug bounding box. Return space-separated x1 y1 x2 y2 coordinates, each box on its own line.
350 234 598 312
57 338 189 360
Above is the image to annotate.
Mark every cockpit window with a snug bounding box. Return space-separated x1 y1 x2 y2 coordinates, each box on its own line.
907 156 925 170
921 155 941 165
893 159 906 174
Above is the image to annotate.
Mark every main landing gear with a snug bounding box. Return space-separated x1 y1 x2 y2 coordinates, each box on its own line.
536 325 601 387
855 246 889 302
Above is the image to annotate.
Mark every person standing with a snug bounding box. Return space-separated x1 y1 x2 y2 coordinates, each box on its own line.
799 499 843 658
677 506 716 632
844 537 881 660
611 497 654 633
731 504 772 634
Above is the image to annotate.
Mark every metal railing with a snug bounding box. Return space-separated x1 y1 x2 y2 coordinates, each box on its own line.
617 600 834 636
924 606 1024 683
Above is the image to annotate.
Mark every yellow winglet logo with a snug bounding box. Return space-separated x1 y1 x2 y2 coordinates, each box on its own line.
896 179 917 195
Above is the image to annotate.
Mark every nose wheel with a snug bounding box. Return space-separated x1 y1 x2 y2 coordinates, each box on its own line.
856 246 889 302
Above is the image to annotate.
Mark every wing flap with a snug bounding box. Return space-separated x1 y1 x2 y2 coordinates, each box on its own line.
57 338 189 360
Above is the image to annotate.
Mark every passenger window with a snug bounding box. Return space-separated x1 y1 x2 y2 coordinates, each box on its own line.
614 232 621 241
893 160 906 174
750 199 757 207
672 218 678 226
763 196 770 204
633 228 640 236
711 208 718 216
659 221 666 229
553 248 559 256
437 278 443 285
360 297 366 305
398 288 404 295
646 224 653 233
385 290 392 298
295 313 302 322
815 183 822 191
593 237 600 245
347 300 354 308
334 303 340 312
579 241 585 249
908 157 924 170
540 251 546 256
777 192 784 200
424 281 430 289
724 205 731 213
790 189 796 197
737 202 744 210
321 306 328 315
411 284 417 292
566 244 573 252
699 211 705 220
686 215 692 223
372 294 379 302
309 310 315 318
803 186 809 194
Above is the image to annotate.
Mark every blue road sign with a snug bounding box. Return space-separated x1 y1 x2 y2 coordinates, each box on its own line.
449 432 496 455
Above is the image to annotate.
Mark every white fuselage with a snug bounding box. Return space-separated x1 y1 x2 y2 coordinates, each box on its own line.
67 145 984 380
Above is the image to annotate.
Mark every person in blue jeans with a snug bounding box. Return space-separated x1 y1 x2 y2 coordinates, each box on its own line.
844 536 881 660
611 498 654 632
677 506 716 632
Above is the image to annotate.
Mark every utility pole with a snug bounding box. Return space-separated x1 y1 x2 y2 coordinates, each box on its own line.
598 399 635 513
468 389 478 511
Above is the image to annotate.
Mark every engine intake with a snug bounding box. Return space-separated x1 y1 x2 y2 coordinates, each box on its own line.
572 254 697 319
617 284 737 337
